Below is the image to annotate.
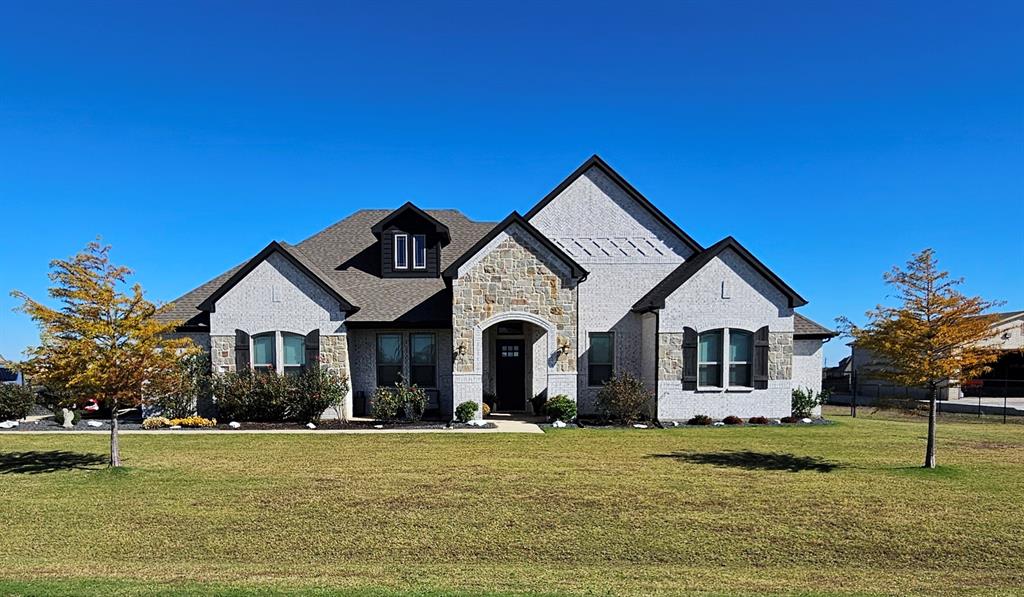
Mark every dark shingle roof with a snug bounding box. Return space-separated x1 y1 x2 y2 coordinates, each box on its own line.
794 313 837 339
158 209 496 328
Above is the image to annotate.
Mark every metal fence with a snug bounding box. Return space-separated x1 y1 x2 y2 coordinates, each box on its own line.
825 375 1023 423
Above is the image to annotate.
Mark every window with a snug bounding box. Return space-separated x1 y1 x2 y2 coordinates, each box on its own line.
588 332 614 386
252 333 275 373
376 334 403 387
394 234 408 269
283 333 306 377
413 234 426 269
728 330 753 387
698 330 723 387
409 333 436 387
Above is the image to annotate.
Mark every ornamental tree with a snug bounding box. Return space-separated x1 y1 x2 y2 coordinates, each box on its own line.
838 248 1001 469
12 241 195 466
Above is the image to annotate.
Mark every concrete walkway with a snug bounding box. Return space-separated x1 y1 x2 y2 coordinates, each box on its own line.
2 418 545 435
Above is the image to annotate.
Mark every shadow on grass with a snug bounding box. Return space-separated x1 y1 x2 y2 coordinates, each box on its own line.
649 450 840 473
0 450 107 474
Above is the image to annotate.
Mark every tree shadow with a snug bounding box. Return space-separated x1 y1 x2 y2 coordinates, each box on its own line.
0 451 107 474
648 450 840 473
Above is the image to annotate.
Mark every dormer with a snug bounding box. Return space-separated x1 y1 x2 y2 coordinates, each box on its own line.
371 202 451 278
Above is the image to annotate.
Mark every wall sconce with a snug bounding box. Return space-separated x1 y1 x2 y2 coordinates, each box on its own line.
455 342 467 357
558 341 572 355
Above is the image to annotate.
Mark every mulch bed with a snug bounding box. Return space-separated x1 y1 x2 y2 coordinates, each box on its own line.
1 417 496 432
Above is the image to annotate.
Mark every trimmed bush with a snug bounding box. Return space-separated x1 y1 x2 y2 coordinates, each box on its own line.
293 365 349 424
747 416 770 425
687 414 713 426
371 386 401 422
455 400 478 423
372 381 428 422
0 383 35 420
481 402 491 417
212 370 257 422
143 416 171 429
723 415 743 425
543 395 577 422
780 416 801 424
595 373 652 424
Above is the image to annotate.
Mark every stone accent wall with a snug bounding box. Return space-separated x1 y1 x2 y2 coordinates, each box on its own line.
211 335 234 372
768 332 793 380
319 334 349 380
658 332 683 380
452 227 577 373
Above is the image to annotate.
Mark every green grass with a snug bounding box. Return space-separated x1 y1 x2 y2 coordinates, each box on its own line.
1 415 1023 596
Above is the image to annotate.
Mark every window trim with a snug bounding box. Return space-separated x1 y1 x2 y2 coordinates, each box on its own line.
376 333 404 387
412 234 427 270
394 233 408 270
587 332 615 387
409 332 437 388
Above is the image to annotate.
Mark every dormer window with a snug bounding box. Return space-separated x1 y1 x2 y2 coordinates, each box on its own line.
413 235 426 269
394 233 408 269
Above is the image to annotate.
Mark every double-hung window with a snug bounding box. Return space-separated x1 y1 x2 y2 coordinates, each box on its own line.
413 234 426 270
252 333 276 374
282 333 306 377
376 334 403 387
728 330 753 387
697 330 723 387
409 333 436 387
394 234 408 270
588 332 614 386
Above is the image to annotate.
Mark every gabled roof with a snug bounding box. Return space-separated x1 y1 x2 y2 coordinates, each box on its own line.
632 236 808 312
158 209 496 328
524 154 703 255
442 212 588 281
197 241 358 314
370 201 451 245
794 313 838 339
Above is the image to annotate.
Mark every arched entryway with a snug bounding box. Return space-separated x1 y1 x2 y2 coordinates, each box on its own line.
481 318 549 413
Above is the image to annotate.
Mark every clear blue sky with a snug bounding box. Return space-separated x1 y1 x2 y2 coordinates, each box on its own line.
1 0 1021 367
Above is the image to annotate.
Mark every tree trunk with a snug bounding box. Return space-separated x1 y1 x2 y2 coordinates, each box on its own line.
110 406 122 468
924 384 937 469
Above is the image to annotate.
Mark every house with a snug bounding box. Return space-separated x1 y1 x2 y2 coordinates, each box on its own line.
158 155 836 421
850 310 1024 400
0 355 22 386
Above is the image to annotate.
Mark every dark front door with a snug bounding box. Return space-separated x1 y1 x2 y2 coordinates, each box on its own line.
496 339 526 411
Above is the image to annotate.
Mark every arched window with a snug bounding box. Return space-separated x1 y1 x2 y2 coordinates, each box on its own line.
697 330 723 387
252 333 276 373
282 333 306 377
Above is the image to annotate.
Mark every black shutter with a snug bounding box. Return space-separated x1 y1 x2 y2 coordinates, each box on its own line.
753 326 769 389
234 329 251 372
304 329 320 371
682 327 698 390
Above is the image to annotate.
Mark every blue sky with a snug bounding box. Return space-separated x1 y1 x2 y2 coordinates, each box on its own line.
1 0 1021 366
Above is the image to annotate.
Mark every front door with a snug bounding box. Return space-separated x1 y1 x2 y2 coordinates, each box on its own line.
496 339 526 411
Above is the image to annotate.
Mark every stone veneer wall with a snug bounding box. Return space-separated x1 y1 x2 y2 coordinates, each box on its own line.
658 333 683 380
452 229 577 374
319 334 349 378
211 335 234 372
768 332 793 381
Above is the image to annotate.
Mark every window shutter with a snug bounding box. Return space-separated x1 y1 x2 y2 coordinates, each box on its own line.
304 329 320 371
234 329 251 372
682 327 698 390
753 326 769 389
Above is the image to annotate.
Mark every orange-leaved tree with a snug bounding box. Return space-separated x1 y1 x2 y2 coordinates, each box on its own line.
838 248 1001 468
12 241 195 466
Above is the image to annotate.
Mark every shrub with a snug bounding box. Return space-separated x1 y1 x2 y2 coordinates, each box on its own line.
747 416 770 425
170 416 216 428
780 416 801 424
687 414 713 426
543 395 577 422
455 400 478 423
723 415 743 425
791 386 829 418
143 416 171 429
482 402 491 417
292 365 349 424
212 370 257 421
0 383 35 420
148 352 212 419
395 382 428 421
595 373 652 424
247 371 292 421
371 386 401 422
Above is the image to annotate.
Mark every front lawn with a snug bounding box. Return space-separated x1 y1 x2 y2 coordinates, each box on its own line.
1 415 1022 596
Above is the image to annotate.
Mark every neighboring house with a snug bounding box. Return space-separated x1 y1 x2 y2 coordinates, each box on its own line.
158 155 836 421
850 310 1024 400
0 355 23 385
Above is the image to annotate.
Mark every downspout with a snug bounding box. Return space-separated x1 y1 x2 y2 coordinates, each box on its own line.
653 309 660 424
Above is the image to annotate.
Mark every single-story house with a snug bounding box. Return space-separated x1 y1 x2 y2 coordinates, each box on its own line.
158 155 836 420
